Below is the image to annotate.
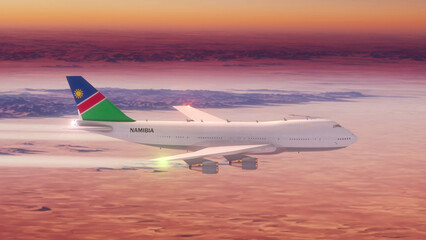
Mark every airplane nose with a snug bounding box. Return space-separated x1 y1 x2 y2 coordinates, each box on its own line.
351 134 358 144
348 131 357 144
344 128 357 145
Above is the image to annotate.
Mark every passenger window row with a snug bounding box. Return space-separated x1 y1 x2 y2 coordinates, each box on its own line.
338 137 351 140
289 138 313 141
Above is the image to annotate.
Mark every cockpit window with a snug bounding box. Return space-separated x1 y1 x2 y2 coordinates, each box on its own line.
333 124 342 128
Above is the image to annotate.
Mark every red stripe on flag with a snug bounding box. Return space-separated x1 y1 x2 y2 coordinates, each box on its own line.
78 92 105 114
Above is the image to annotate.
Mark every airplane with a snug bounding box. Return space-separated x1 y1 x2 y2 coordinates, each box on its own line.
67 76 357 174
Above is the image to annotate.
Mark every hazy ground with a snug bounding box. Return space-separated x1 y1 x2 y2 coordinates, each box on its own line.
0 80 425 239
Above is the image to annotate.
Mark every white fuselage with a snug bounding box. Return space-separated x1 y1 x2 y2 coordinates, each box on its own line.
76 119 357 154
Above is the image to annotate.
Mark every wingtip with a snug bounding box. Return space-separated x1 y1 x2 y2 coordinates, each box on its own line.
173 105 192 109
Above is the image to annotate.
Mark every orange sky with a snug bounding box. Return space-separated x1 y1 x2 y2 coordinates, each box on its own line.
0 0 425 33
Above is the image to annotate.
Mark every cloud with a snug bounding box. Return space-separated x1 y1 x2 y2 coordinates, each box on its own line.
34 206 51 212
56 144 107 153
40 64 82 68
0 148 44 154
0 31 424 64
0 155 153 168
0 88 370 119
0 152 15 156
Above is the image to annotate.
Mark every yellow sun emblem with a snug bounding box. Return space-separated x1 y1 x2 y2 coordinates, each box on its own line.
74 89 83 99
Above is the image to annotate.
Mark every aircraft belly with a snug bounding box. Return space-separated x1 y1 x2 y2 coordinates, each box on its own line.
282 147 345 152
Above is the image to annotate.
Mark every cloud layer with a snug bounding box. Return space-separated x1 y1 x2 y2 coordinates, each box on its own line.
1 31 424 64
0 88 368 118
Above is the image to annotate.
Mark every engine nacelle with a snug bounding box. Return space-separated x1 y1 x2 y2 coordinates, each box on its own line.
186 159 219 174
229 157 258 170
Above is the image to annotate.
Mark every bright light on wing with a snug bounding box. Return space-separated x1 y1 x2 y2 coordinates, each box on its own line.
71 119 78 127
157 159 169 168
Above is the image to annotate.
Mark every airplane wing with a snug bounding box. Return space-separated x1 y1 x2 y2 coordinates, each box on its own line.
173 105 225 122
153 144 274 162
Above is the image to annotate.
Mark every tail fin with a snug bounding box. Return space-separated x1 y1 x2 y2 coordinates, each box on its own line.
66 76 135 122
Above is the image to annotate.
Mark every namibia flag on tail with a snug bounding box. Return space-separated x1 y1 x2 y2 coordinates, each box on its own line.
66 76 135 122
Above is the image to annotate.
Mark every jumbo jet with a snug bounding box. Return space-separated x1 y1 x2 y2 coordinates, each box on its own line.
67 76 357 174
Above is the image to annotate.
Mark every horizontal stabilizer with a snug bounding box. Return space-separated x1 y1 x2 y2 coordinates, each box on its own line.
71 120 113 132
70 126 113 132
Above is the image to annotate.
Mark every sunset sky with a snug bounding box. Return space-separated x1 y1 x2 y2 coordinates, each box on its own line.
1 1 426 239
0 0 424 89
1 0 425 33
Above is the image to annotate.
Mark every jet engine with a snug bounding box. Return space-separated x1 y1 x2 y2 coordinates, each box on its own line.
185 158 219 174
226 155 258 170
